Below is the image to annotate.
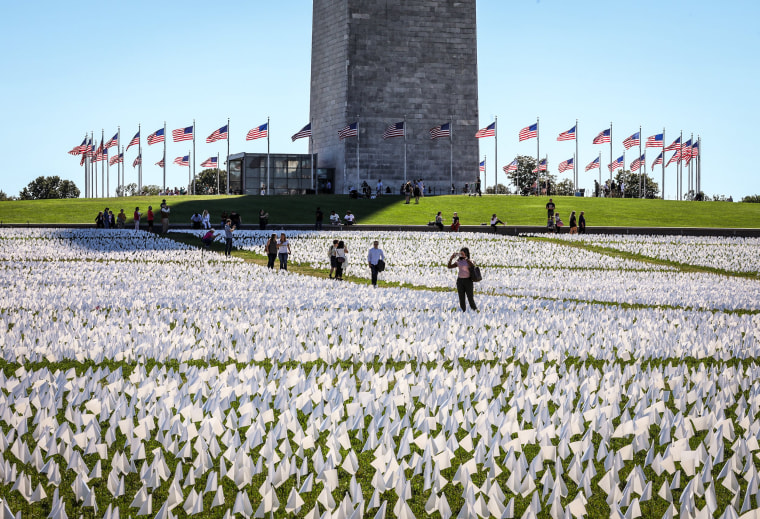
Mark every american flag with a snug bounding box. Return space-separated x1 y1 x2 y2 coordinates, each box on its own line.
246 123 268 140
147 128 165 145
68 137 86 155
109 152 123 166
503 159 518 173
652 152 664 169
532 158 547 172
558 158 574 173
155 157 165 167
475 122 495 138
630 153 645 172
174 155 190 166
291 123 312 142
85 142 95 157
383 121 405 139
173 126 194 142
585 157 600 171
94 141 107 162
430 122 451 140
479 160 486 172
686 141 699 165
133 154 142 168
557 125 576 141
206 125 228 143
646 133 663 148
623 132 640 150
681 139 693 162
201 156 218 168
338 122 358 140
608 155 624 172
126 131 140 150
593 129 611 144
666 151 680 166
105 132 119 149
665 136 681 151
519 123 538 141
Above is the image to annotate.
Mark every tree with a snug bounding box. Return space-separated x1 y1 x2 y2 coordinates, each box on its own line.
0 190 11 201
116 183 138 197
505 156 536 195
612 170 659 199
141 185 161 196
195 169 227 195
485 183 510 195
553 179 575 196
742 195 760 203
18 176 80 200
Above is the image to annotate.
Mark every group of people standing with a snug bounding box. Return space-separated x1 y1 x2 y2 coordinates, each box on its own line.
545 198 586 234
105 200 171 233
327 239 385 286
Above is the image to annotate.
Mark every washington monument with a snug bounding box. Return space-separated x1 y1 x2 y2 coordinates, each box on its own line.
310 0 480 194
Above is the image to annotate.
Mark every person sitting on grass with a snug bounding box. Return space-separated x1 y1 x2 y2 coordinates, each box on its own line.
344 210 356 226
329 210 341 226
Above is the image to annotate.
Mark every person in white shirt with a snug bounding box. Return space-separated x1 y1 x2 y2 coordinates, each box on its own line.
367 241 385 287
376 179 383 196
490 213 505 231
277 233 291 270
335 240 348 280
329 211 341 225
201 210 211 229
343 211 355 225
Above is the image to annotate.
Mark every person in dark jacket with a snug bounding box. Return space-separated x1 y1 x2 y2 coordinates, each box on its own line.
578 211 586 234
569 211 578 234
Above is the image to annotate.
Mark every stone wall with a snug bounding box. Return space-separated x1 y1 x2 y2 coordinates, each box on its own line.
311 0 479 194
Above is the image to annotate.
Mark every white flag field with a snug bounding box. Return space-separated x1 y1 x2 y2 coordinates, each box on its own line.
0 228 759 518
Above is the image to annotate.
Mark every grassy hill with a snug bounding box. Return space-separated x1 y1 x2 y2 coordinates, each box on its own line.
0 194 758 227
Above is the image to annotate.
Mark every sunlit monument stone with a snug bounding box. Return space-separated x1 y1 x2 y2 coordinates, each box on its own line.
310 0 480 194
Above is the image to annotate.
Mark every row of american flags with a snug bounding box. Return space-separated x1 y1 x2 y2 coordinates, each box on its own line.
473 120 700 175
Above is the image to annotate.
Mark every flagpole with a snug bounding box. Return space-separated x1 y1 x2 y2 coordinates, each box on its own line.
106 141 110 197
357 115 360 189
403 114 407 184
216 153 220 194
92 131 96 199
535 117 540 196
575 119 579 193
598 152 601 194
493 115 498 194
310 121 314 192
226 118 230 195
138 124 142 194
266 116 270 196
609 121 613 184
188 149 192 194
192 119 196 195
449 115 453 193
162 121 167 193
83 134 88 198
679 130 683 201
116 126 121 194
690 132 694 196
661 128 666 200
697 135 701 194
101 129 105 198
639 125 643 198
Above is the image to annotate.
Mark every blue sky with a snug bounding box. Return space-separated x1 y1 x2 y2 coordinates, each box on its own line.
1 0 758 200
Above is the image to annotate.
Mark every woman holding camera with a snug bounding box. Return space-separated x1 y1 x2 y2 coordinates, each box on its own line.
447 247 477 312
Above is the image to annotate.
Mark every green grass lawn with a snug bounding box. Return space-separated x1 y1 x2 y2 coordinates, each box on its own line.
1 194 758 227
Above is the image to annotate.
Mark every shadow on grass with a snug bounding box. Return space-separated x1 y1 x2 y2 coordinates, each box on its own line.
157 194 406 227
